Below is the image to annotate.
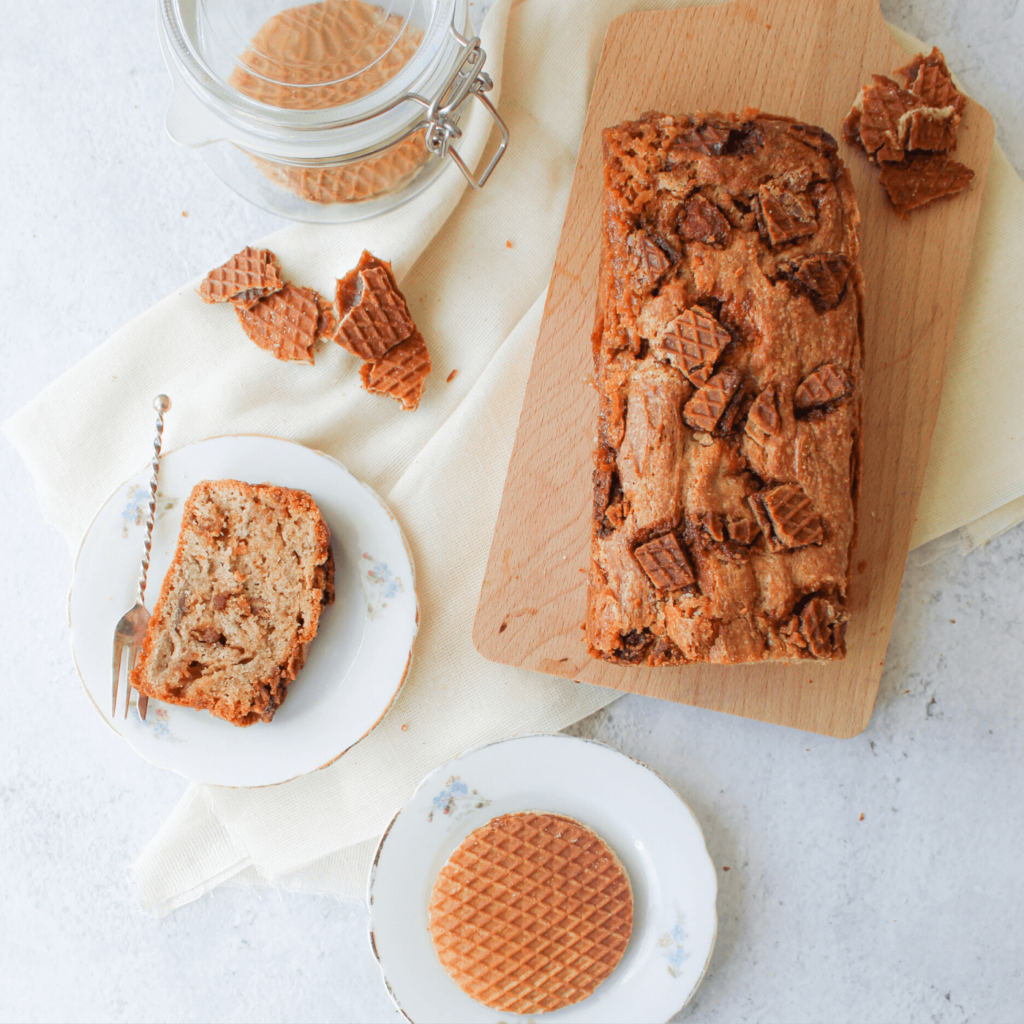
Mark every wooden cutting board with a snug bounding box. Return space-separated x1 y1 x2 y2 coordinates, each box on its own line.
473 0 993 738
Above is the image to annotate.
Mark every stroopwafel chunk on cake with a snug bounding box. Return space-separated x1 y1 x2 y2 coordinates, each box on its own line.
428 812 633 1015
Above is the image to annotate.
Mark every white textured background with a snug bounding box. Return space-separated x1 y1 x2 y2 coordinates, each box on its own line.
1 2 1022 1021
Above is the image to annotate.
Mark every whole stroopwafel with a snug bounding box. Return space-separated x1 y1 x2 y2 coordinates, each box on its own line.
235 283 322 364
359 330 431 411
429 813 633 1015
199 247 284 308
229 0 428 204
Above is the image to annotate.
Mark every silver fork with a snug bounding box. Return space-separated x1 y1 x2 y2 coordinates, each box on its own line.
112 395 171 720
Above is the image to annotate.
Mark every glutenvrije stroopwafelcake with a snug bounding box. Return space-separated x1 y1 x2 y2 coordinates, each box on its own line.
130 479 335 726
587 112 863 666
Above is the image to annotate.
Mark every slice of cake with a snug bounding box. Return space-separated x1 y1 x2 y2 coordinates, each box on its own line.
130 479 335 726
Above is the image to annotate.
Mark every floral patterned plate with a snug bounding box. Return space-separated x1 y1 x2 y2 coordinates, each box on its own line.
69 435 417 787
368 734 718 1023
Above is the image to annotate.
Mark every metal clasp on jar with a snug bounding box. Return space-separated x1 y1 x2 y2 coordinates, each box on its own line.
405 26 509 189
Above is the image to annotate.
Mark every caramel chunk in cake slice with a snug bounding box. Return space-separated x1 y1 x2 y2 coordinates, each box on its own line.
333 250 415 360
627 230 675 290
129 480 335 726
757 483 824 550
235 283 324 363
199 246 284 308
587 111 862 665
680 194 732 247
745 385 781 445
799 596 841 658
756 180 818 245
429 813 633 1016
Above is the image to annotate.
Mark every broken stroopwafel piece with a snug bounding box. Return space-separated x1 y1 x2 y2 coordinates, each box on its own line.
334 250 415 360
658 305 731 386
235 283 323 364
358 330 431 411
199 247 284 308
333 249 432 409
878 153 975 217
843 46 974 216
428 812 633 1016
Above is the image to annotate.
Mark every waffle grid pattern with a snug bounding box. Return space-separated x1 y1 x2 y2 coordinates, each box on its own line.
336 267 415 359
359 331 431 411
762 483 823 548
235 284 320 364
227 1 430 203
634 533 694 591
661 306 730 385
857 76 922 160
795 363 853 409
683 368 741 433
428 813 633 1016
746 385 779 442
199 247 283 307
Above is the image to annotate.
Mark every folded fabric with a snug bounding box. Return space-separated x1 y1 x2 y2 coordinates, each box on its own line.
6 0 1023 916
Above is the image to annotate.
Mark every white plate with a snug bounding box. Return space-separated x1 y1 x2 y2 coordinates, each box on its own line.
70 435 417 787
368 735 718 1023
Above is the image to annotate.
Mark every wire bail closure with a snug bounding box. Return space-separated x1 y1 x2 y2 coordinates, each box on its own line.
412 27 509 189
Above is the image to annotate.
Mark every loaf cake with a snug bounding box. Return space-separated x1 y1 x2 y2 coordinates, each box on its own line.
428 812 633 1015
587 112 863 666
130 480 335 726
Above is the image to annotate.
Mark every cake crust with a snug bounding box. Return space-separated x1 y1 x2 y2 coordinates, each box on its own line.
130 479 335 726
586 111 863 667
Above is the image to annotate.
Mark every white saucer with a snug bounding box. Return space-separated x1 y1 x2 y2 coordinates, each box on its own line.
69 435 417 787
368 734 718 1023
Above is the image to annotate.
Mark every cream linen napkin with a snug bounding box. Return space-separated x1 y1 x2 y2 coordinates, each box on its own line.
6 0 1024 915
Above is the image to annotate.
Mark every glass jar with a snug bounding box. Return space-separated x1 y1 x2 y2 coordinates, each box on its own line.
157 0 508 222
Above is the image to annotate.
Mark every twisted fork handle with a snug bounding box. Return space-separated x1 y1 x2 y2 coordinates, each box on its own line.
137 395 171 605
131 395 170 721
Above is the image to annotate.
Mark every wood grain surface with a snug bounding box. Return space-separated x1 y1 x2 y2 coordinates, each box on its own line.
473 0 993 738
